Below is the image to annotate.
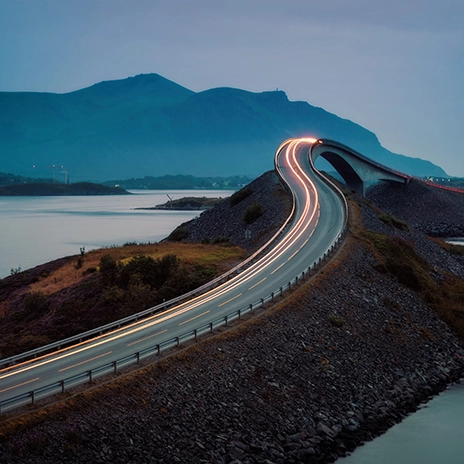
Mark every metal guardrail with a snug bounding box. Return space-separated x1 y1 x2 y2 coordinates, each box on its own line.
0 140 349 415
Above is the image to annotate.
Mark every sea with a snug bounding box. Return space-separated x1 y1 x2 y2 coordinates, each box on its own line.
0 189 233 279
1 192 463 462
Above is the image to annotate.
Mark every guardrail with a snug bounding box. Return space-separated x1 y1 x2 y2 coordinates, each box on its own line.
0 226 347 415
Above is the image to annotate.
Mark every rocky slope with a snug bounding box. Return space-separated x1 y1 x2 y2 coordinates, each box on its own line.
168 170 291 252
366 179 464 238
1 176 464 464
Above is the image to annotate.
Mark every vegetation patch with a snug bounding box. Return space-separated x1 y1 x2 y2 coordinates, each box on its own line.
328 314 345 328
377 213 409 231
364 230 464 340
243 201 264 224
230 187 253 206
0 242 245 358
167 225 189 241
364 231 434 292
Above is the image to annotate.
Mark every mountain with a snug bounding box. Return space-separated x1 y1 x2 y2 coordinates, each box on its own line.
0 73 447 181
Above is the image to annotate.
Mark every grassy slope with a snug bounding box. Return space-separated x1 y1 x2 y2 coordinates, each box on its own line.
0 242 246 358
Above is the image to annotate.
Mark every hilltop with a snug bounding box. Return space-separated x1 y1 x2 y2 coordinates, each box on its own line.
0 175 464 463
0 73 446 181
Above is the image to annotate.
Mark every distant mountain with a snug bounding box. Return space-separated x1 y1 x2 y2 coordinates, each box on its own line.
0 73 447 180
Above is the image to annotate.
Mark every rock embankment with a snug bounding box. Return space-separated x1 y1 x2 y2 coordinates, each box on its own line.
367 179 464 238
168 170 291 251
1 175 464 464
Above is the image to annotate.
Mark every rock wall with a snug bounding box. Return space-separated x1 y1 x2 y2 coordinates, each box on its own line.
1 175 464 464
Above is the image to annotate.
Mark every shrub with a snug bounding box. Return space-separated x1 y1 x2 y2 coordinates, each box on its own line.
82 266 97 276
212 236 230 244
230 187 253 206
99 254 119 287
243 201 264 224
119 254 180 290
23 291 49 315
328 314 345 328
168 225 189 242
378 214 409 231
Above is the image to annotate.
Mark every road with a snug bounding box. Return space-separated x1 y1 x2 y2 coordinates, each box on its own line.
0 138 347 412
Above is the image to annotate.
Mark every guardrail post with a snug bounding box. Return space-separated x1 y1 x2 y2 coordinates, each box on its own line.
261 298 264 307
61 380 65 393
280 286 283 296
271 292 275 302
225 315 228 327
88 370 92 384
113 360 117 373
157 344 161 356
210 322 213 333
136 352 140 364
250 303 253 313
238 309 242 320
194 328 198 340
176 337 180 347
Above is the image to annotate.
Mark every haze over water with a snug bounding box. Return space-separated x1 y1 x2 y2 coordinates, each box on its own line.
0 190 233 279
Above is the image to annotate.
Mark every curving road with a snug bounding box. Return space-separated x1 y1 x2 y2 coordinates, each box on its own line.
0 138 347 412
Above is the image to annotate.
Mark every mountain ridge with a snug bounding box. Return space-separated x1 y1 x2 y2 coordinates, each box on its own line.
0 73 447 180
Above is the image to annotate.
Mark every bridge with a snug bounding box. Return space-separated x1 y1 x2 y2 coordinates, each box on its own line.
310 138 411 196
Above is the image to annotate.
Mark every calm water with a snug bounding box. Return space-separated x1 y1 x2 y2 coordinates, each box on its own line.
0 189 233 279
337 380 464 463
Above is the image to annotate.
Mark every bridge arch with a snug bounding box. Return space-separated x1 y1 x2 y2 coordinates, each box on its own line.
310 139 410 196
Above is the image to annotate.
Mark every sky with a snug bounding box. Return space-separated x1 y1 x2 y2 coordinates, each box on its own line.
1 0 463 176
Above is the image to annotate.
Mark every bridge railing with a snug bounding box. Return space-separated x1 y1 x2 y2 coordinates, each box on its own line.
0 229 347 415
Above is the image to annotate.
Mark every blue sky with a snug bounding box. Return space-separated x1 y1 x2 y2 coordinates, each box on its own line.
1 0 463 176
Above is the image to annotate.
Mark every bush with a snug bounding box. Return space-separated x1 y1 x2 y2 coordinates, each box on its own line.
328 314 345 328
230 187 253 206
23 291 49 315
99 254 119 287
168 225 189 242
119 254 180 290
243 201 264 224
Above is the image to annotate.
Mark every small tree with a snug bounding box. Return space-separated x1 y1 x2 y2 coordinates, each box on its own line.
99 254 119 287
243 201 264 224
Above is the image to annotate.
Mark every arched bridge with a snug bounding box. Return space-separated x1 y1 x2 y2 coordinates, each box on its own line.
310 138 411 196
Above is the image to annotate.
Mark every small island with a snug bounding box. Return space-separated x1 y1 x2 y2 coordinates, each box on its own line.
0 182 130 196
136 196 225 211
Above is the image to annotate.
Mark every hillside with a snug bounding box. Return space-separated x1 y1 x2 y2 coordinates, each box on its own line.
1 175 464 463
0 73 446 181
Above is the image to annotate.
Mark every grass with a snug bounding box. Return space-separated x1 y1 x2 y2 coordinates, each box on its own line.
0 242 247 359
28 242 245 296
